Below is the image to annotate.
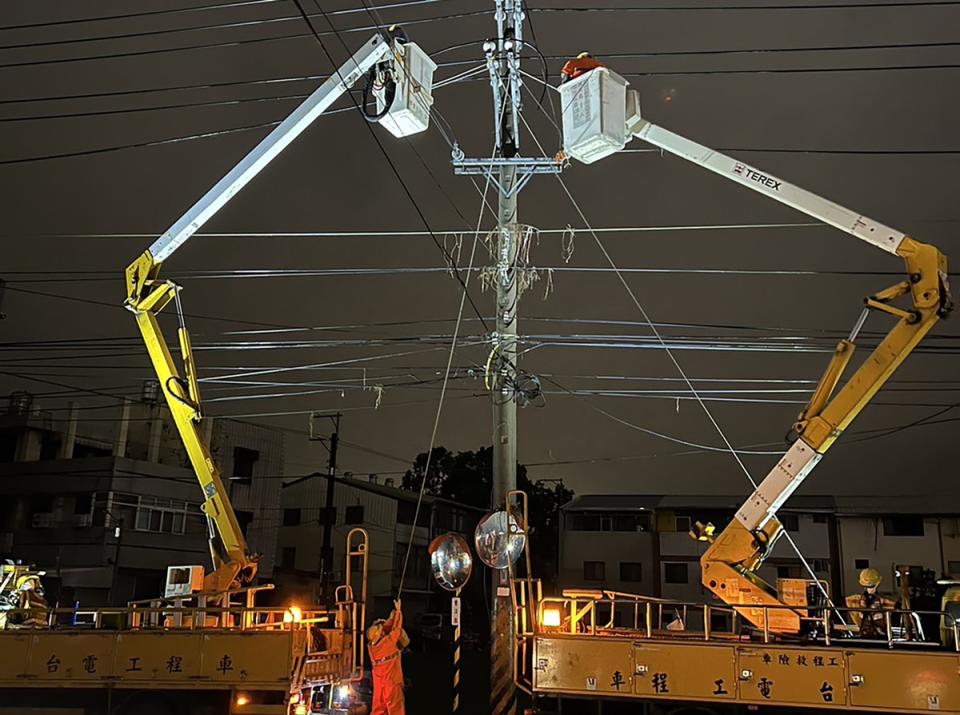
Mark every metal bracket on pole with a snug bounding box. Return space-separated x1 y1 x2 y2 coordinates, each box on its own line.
452 146 562 198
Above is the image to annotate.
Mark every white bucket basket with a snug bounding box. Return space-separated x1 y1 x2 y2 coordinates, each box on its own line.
559 67 629 164
376 42 437 138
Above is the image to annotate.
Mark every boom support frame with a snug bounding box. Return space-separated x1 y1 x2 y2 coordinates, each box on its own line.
625 117 952 631
123 33 400 592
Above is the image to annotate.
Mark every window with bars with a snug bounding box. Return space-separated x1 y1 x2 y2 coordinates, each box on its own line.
570 512 651 532
132 495 188 535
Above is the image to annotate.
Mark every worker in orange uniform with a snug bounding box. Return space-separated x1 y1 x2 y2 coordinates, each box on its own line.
560 52 604 83
367 599 409 715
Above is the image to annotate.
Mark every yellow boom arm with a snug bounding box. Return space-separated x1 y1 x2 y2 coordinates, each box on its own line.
122 33 404 592
626 117 953 632
125 252 254 592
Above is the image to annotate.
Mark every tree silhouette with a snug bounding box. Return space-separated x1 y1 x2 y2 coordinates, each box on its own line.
402 445 573 585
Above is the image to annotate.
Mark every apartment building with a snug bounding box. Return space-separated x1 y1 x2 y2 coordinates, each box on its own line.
560 493 960 605
0 390 283 605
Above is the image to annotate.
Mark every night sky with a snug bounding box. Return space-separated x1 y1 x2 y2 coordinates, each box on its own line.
1 0 958 502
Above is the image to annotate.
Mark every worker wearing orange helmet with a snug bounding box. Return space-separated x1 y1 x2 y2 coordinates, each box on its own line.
560 52 604 84
367 599 409 715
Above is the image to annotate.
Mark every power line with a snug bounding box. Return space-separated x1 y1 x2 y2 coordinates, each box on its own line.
0 73 323 106
0 62 485 163
619 63 960 77
0 67 476 124
0 1 446 50
0 40 488 107
0 118 284 165
1 284 306 330
0 0 284 31
4 35 958 109
286 0 489 333
531 2 960 12
626 147 960 155
424 39 960 73
0 10 493 70
3 264 944 283
0 91 310 123
4 223 823 239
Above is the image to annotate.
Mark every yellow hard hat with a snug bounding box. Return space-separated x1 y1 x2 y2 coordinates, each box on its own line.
366 620 385 643
576 52 592 59
15 574 40 591
859 567 882 587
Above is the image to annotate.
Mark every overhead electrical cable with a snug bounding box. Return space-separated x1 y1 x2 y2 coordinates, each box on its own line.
0 65 479 123
4 264 947 284
284 0 489 335
0 10 493 70
8 223 822 239
0 73 324 106
619 63 960 77
3 0 955 34
531 2 960 12
0 118 285 165
0 63 485 164
0 39 492 106
296 0 490 595
0 91 311 123
0 1 448 49
0 0 285 31
431 39 960 72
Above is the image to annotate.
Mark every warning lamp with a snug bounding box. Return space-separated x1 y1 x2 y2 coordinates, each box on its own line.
542 607 561 628
235 693 250 707
333 683 356 709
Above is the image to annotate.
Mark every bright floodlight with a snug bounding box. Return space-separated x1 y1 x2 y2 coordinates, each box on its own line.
542 607 562 628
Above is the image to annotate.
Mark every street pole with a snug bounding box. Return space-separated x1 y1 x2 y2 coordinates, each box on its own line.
449 3 561 712
453 587 463 713
491 3 519 714
316 412 341 608
491 172 519 715
106 513 123 606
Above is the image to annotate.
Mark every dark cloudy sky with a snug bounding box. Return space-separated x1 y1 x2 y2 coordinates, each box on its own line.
1 0 958 499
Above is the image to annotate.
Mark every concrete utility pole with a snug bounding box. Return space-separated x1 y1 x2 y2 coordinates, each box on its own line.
491 170 519 715
451 2 561 713
450 2 562 710
489 6 520 714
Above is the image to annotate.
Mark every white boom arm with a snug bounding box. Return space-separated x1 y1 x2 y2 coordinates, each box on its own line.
560 65 950 630
149 33 393 264
625 116 906 532
123 31 433 590
630 120 906 257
